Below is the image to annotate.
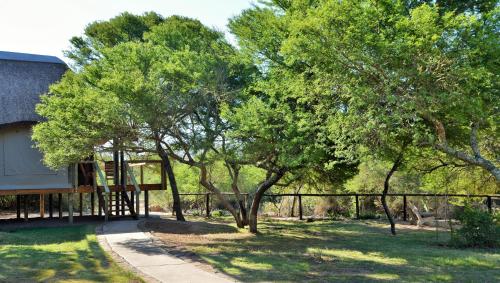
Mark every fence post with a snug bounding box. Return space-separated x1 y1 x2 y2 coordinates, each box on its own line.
206 193 210 217
487 196 492 214
355 194 360 219
403 195 407 221
298 194 303 220
144 190 149 218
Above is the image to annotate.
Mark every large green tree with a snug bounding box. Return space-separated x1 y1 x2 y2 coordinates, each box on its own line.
33 16 236 221
230 0 499 233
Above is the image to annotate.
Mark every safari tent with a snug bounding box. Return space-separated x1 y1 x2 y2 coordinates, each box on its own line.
0 51 72 192
0 51 165 223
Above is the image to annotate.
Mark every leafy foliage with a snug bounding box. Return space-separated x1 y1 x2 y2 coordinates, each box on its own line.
451 206 500 248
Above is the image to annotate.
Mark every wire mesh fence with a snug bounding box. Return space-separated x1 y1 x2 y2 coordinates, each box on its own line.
170 192 499 227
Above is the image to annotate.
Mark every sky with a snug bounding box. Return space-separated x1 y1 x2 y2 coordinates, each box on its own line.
0 0 254 63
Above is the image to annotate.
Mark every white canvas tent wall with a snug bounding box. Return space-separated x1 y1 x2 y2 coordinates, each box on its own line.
0 51 73 191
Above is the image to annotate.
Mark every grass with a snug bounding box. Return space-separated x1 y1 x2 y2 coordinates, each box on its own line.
146 218 500 282
0 225 141 282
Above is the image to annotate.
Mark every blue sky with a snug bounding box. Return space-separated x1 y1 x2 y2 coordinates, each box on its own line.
0 0 254 63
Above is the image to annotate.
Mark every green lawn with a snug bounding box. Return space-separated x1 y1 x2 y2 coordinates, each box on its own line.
147 218 500 282
0 225 141 282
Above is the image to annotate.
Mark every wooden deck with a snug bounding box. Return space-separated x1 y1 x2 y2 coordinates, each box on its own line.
0 184 164 196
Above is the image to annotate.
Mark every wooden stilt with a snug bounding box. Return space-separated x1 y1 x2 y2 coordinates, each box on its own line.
135 191 140 218
49 194 53 218
79 193 83 216
114 150 120 217
58 193 63 219
91 192 95 216
131 191 135 210
140 165 144 184
68 193 74 224
120 191 124 216
23 195 28 221
40 194 45 218
16 195 21 219
116 190 120 216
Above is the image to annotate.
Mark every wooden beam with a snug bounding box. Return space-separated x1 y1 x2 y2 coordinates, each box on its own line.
79 193 83 216
131 190 135 210
49 194 53 218
68 193 73 224
91 192 95 216
0 188 77 196
16 195 21 219
0 184 164 196
39 194 45 218
58 193 63 219
23 195 28 221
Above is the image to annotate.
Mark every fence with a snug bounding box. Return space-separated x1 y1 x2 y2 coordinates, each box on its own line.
178 192 499 220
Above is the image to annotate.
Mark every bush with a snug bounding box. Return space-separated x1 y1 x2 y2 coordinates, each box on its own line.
358 212 380 220
211 210 229 217
451 206 499 248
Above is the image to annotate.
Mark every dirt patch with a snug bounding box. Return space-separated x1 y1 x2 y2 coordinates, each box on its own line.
141 218 252 246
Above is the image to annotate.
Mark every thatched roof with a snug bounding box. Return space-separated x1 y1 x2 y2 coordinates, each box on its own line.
0 51 67 127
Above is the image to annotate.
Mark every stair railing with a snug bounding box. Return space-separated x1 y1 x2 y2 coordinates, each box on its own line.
125 161 141 217
92 161 110 222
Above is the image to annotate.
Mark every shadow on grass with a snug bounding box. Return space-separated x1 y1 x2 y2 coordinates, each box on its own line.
0 225 122 282
144 218 238 235
147 219 500 282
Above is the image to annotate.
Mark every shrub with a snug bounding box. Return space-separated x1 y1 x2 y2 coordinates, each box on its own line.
358 212 380 220
211 210 229 217
451 206 499 248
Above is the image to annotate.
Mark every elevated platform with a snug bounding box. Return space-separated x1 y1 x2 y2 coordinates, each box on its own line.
0 184 164 196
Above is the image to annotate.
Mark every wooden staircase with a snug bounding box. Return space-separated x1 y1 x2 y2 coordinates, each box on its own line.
103 161 138 219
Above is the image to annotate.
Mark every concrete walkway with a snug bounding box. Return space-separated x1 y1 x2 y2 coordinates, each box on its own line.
98 220 235 283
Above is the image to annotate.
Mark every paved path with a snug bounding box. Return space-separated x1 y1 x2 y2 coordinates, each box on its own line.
99 220 235 283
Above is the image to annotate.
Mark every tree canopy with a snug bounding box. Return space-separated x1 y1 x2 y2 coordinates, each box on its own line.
33 1 499 233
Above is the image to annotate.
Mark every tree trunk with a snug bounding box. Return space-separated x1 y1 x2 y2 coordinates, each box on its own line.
228 165 248 226
382 151 404 236
157 145 185 222
238 199 248 226
248 169 286 234
249 191 264 234
289 184 303 217
199 165 245 228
